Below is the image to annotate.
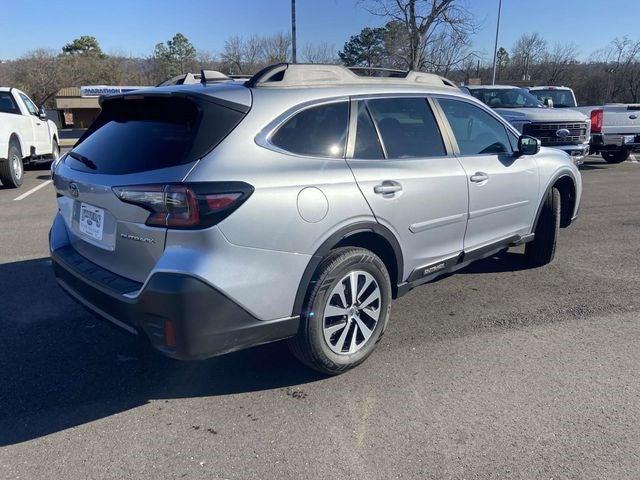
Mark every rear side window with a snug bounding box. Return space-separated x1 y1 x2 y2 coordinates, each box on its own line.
271 102 348 157
438 98 512 155
353 102 384 159
366 97 446 159
0 92 20 114
68 96 245 175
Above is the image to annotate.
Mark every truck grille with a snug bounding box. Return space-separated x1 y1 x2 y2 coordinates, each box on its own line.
523 122 588 146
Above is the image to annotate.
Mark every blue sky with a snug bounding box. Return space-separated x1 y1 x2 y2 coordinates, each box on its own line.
1 0 638 60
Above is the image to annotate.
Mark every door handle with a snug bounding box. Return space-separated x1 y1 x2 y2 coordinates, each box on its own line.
470 172 489 183
374 181 402 195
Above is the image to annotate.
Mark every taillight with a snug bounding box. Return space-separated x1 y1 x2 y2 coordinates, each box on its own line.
112 182 253 229
590 108 603 133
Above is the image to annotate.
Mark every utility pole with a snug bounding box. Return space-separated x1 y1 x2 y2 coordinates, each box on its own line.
291 0 297 63
491 0 502 85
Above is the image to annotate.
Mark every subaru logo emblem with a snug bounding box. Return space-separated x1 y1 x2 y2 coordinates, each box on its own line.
630 114 638 120
69 182 79 198
555 128 571 138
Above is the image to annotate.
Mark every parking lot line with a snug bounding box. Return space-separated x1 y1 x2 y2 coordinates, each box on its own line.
13 180 52 201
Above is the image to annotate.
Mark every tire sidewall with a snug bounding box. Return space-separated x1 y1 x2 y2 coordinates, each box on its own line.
306 250 392 369
602 150 629 163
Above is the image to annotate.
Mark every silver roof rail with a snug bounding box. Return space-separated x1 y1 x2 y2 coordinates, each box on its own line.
245 63 458 90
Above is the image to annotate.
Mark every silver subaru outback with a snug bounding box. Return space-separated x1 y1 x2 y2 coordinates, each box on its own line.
49 64 581 374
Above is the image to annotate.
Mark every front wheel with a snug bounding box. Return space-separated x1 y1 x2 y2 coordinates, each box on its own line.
289 247 392 375
525 187 561 266
0 142 24 188
601 150 630 164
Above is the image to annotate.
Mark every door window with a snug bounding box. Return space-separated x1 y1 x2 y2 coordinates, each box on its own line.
353 102 384 159
271 102 348 158
438 98 513 155
20 93 39 116
366 97 446 159
0 92 20 114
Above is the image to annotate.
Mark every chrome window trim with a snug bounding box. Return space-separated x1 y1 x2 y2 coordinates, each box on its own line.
254 96 350 160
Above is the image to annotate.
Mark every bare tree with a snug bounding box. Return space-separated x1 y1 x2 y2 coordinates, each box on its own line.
598 37 640 102
302 42 337 63
360 0 477 71
261 32 292 64
541 42 579 84
9 49 61 105
511 32 547 81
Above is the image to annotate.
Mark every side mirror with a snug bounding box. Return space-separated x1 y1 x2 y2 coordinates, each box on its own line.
543 97 554 108
518 135 541 155
38 106 47 120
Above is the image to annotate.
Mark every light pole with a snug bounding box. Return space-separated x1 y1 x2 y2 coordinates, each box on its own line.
291 0 297 63
491 0 502 85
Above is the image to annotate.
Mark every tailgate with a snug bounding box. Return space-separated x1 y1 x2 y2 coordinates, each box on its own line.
602 104 640 134
52 91 249 283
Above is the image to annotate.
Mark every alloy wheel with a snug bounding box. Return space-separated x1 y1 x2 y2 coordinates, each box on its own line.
322 270 381 355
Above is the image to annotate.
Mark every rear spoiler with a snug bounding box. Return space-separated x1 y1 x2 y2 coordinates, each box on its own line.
98 89 250 114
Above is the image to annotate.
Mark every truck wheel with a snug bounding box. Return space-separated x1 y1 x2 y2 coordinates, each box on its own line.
0 142 24 188
601 150 630 164
525 187 561 266
49 139 60 166
289 247 392 375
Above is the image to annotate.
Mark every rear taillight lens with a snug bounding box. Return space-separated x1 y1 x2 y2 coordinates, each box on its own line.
590 108 603 133
113 182 253 229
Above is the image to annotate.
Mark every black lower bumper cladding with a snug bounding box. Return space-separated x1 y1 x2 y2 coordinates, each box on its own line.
51 245 299 360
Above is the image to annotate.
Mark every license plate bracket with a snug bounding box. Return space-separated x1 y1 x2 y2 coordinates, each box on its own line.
79 203 105 241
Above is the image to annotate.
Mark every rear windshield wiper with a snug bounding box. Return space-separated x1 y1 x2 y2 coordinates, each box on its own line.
68 151 97 170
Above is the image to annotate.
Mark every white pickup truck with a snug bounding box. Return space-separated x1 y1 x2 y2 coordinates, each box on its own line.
528 86 640 164
463 85 590 164
0 87 60 188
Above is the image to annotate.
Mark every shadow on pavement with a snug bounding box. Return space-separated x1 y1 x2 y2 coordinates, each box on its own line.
458 250 536 274
0 249 541 445
0 257 324 446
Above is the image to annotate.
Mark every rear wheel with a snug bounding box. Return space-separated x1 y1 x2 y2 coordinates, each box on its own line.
601 150 630 164
525 187 561 266
46 139 60 168
0 142 24 188
289 247 392 375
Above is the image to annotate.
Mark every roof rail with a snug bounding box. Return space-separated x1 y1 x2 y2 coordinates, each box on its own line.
245 63 458 90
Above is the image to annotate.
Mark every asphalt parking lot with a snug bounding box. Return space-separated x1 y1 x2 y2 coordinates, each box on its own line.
1 156 639 479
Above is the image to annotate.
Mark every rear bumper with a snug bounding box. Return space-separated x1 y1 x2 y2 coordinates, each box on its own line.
591 133 640 150
51 244 299 360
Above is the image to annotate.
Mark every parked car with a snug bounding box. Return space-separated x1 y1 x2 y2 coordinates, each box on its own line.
463 85 590 164
49 64 581 374
528 86 640 163
0 87 60 187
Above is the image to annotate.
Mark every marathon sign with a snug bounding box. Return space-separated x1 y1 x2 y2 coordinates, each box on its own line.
80 85 148 97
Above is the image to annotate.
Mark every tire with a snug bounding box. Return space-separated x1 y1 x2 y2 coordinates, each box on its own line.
0 141 24 188
601 150 630 164
525 187 561 266
42 138 60 169
288 247 392 375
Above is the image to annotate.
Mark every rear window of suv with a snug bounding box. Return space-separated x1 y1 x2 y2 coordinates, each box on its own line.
68 95 246 175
